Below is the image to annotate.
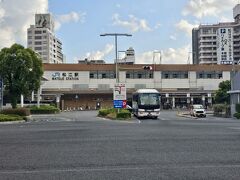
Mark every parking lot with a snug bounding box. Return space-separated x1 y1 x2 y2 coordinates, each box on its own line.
0 110 240 180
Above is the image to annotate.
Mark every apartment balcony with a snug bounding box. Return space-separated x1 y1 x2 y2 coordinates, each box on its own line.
199 39 216 43
199 50 216 53
199 44 217 48
199 33 217 37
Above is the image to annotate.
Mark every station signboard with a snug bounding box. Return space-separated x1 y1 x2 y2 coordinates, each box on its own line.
113 83 126 108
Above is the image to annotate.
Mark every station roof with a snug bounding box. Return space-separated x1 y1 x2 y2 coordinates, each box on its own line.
43 63 240 72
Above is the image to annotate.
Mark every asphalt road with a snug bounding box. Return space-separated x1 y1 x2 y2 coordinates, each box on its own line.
0 111 240 180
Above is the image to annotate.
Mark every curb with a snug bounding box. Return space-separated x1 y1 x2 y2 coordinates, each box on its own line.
177 113 198 119
0 120 26 125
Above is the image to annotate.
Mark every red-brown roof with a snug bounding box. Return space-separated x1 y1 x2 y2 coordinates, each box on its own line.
43 63 240 72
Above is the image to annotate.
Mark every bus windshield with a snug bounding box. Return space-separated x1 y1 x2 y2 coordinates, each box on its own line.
139 93 159 105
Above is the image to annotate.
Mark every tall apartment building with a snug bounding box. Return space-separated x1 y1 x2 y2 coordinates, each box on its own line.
27 14 64 64
192 4 240 65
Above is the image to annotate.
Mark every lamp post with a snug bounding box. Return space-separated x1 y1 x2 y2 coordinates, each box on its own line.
100 33 132 83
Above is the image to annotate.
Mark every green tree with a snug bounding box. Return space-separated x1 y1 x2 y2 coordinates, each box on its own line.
0 44 43 108
214 80 231 104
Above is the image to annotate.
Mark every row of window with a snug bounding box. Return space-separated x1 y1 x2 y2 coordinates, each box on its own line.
88 71 223 79
28 30 47 34
162 71 188 79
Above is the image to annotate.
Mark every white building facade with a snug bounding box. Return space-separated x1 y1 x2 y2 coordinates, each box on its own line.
37 64 240 110
192 4 240 65
27 14 64 64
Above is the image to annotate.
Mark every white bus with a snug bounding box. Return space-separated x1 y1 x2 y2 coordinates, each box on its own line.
132 89 161 119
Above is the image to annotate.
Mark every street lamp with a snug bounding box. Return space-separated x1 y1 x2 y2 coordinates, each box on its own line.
100 33 132 83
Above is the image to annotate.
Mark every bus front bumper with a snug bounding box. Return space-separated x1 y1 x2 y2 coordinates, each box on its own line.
138 111 160 118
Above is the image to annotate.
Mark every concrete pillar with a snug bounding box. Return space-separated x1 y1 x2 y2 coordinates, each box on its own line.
191 97 194 105
207 93 212 108
20 95 24 108
172 96 175 108
31 91 34 101
187 93 190 108
37 88 40 108
56 95 60 109
202 95 205 107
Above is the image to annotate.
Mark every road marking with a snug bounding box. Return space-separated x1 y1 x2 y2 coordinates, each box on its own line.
228 127 240 130
1 164 240 174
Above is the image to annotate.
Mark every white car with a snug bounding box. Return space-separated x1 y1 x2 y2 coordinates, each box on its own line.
190 104 206 117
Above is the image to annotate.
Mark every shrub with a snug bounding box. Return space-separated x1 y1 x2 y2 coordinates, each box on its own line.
116 110 131 119
98 108 116 117
98 108 131 120
0 114 24 122
30 105 60 114
1 108 30 116
213 104 231 118
236 104 240 113
234 113 240 119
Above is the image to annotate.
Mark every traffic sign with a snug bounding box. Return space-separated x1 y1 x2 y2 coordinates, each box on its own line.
113 83 126 101
113 100 127 108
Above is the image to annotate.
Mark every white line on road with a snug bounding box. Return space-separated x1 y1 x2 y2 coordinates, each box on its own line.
1 164 240 174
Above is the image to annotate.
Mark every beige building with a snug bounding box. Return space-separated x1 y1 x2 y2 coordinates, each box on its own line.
27 14 64 64
36 64 240 111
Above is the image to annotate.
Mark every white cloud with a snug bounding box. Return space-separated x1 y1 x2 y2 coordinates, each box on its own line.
112 13 152 32
116 4 121 8
175 19 198 36
182 0 236 19
170 35 177 40
81 44 114 60
136 45 191 64
154 23 162 29
0 0 48 49
54 11 86 31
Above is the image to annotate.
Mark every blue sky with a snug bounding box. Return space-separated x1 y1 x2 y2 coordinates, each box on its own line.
0 0 237 64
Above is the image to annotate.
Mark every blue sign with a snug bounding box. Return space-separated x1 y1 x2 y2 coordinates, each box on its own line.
113 100 123 108
113 100 127 109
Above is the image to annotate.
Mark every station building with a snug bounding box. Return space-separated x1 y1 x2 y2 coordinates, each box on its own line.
40 63 240 110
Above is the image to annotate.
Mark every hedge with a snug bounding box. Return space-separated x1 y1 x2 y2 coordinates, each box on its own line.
213 104 231 118
236 104 240 113
98 108 116 117
234 113 240 119
30 105 60 114
0 114 24 122
1 108 30 116
98 108 131 120
116 109 131 119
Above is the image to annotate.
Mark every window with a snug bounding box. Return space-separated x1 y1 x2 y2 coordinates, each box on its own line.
173 73 178 78
28 36 32 39
35 36 42 40
207 73 212 78
218 73 223 79
35 41 42 45
35 30 42 34
75 73 79 77
197 71 223 79
184 73 188 79
164 73 169 79
34 47 42 50
126 71 153 79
